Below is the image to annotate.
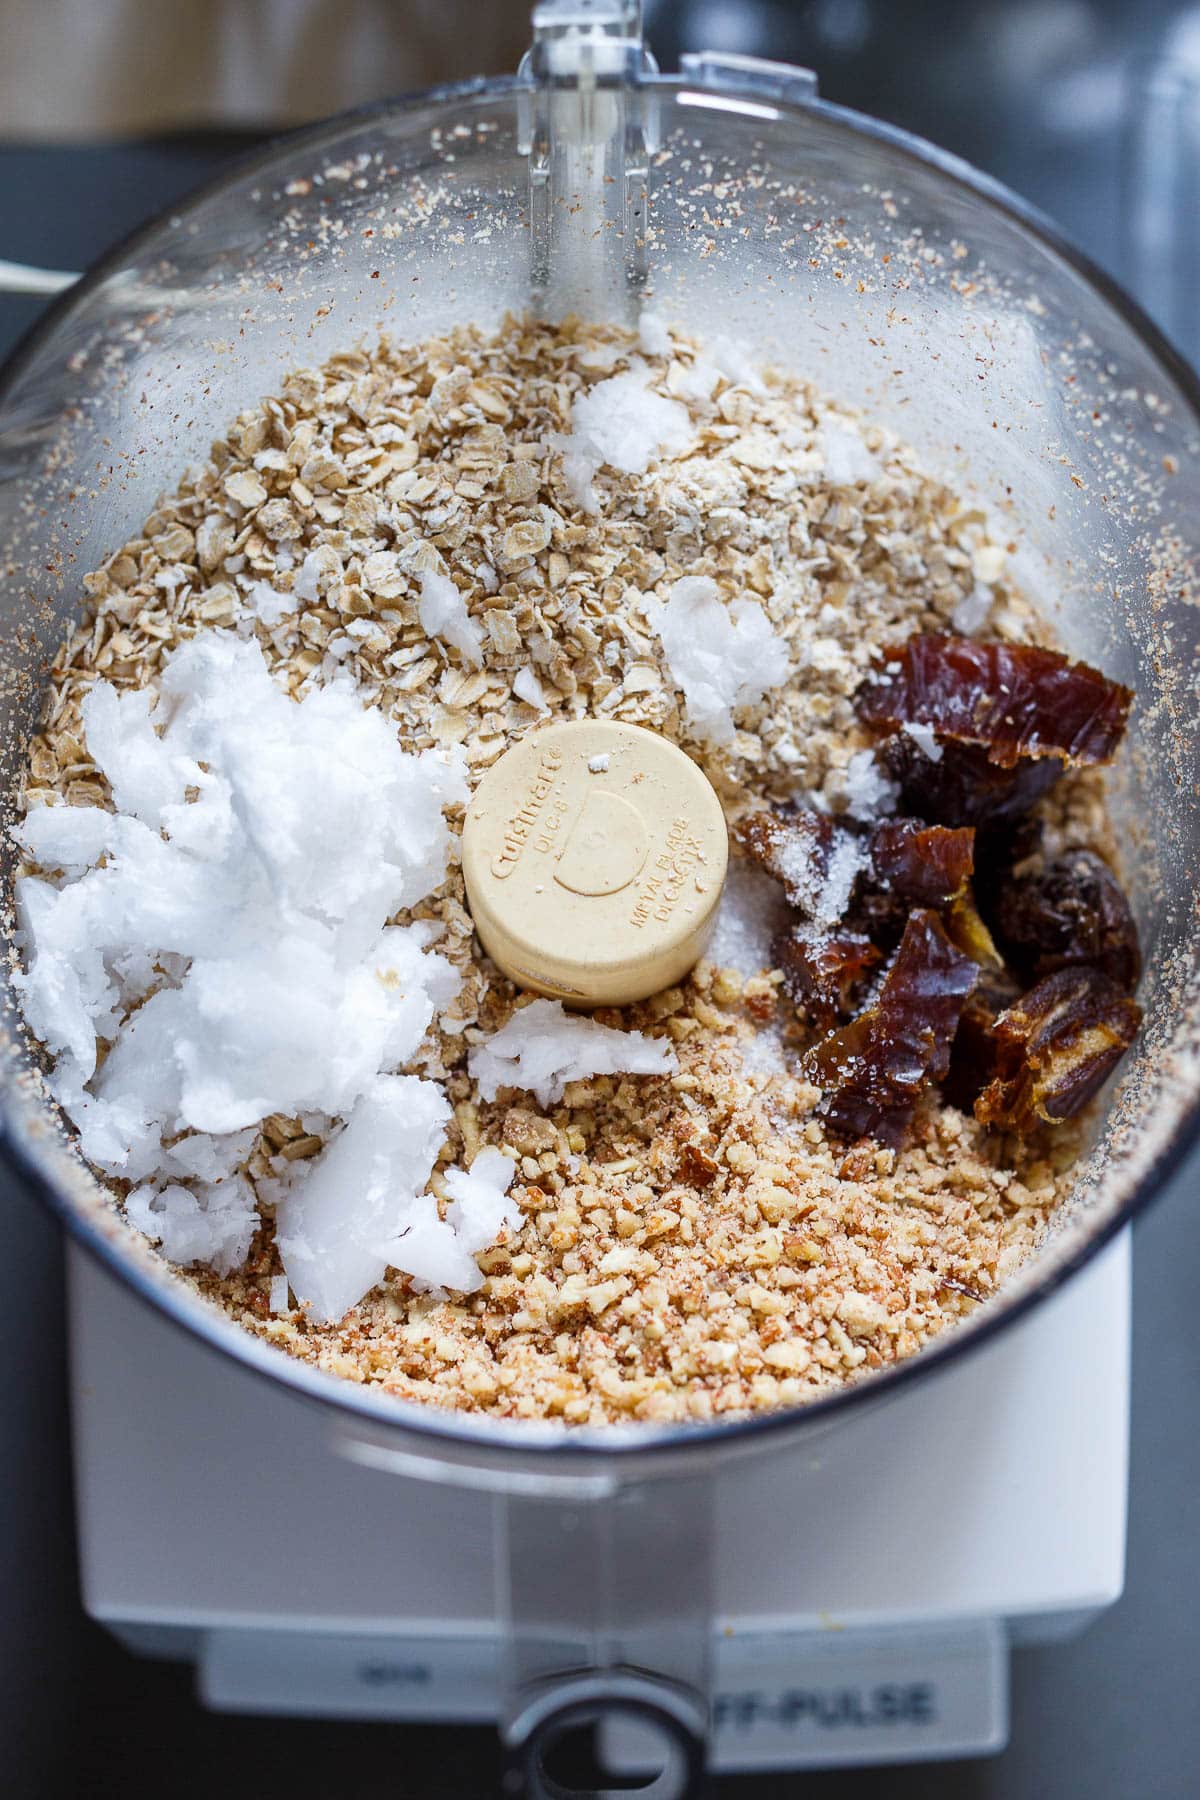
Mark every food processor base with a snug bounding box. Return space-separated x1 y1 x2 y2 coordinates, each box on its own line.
68 1231 1128 1774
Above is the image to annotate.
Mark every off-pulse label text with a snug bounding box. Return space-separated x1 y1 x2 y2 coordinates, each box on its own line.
716 1682 937 1733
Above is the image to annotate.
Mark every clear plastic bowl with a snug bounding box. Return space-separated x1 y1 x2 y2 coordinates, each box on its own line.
1 56 1196 1793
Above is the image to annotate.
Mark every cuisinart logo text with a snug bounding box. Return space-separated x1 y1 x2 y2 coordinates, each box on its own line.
716 1682 937 1734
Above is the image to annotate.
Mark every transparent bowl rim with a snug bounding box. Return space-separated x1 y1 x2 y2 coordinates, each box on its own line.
2 72 1198 1475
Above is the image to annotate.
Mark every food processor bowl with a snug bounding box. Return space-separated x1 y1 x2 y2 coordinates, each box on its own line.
1 5 1197 1791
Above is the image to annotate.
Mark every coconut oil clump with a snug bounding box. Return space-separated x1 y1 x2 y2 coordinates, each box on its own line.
13 314 1115 1425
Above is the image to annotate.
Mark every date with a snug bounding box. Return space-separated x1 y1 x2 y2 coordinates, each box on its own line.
942 889 1005 972
734 808 837 911
734 807 868 924
856 634 1133 768
994 849 1141 991
867 818 974 908
942 969 1023 1110
974 966 1142 1131
879 733 1065 829
805 910 979 1145
774 922 882 1029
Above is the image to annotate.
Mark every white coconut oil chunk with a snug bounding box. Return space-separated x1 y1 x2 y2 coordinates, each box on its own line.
12 632 471 1288
647 575 790 745
469 998 677 1108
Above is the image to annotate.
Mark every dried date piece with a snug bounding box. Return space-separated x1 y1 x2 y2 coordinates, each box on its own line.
860 634 1132 829
867 819 974 908
971 809 1045 891
774 922 882 1029
942 969 1023 1111
857 634 1133 768
994 849 1141 991
943 889 1005 972
857 820 985 963
974 967 1142 1132
734 808 831 901
805 909 979 1146
734 808 865 922
879 732 1065 829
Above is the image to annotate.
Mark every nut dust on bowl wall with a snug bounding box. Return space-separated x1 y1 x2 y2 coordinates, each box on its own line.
0 75 1198 1450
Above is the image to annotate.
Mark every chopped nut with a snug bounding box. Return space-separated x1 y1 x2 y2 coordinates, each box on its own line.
837 1291 888 1336
677 1143 719 1187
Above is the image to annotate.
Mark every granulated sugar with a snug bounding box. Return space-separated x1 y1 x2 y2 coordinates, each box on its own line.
706 859 791 976
770 824 869 927
11 313 1104 1424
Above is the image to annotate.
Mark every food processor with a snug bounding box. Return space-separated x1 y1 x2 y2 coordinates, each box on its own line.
1 4 1197 1793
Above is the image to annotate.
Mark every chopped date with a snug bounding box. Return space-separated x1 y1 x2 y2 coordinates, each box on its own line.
942 889 1006 972
994 849 1141 991
805 910 979 1146
774 922 882 1029
867 818 974 907
738 629 1140 1153
879 732 1065 829
857 634 1133 769
734 808 837 912
971 809 1045 889
734 806 867 922
974 966 1142 1132
942 969 1023 1110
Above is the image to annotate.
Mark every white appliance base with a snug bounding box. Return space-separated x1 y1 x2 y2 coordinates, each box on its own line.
69 1229 1129 1772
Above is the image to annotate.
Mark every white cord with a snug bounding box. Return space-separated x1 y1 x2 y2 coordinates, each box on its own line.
0 258 80 296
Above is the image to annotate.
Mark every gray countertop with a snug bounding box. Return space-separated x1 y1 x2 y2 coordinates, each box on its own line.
0 121 1197 1799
